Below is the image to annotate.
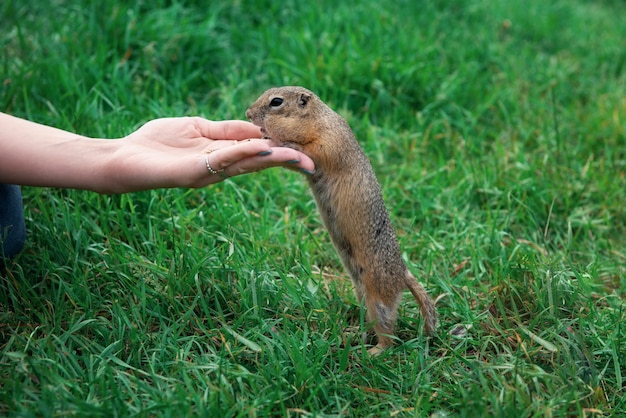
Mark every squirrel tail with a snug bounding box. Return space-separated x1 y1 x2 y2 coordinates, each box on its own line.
404 272 438 334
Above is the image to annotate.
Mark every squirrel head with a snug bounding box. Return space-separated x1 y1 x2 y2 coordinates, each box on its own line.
247 86 360 174
246 86 323 151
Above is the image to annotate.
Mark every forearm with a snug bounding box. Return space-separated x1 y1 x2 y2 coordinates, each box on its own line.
0 112 117 192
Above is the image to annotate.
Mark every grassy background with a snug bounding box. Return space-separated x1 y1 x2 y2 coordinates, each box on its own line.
1 0 625 416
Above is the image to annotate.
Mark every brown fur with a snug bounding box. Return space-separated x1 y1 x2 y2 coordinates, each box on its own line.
246 86 437 353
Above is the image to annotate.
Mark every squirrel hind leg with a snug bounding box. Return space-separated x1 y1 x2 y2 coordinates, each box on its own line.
364 293 401 355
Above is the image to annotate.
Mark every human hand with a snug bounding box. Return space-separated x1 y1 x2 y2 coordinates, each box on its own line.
109 117 315 192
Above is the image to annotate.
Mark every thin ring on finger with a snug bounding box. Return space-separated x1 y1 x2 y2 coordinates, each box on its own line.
204 153 223 175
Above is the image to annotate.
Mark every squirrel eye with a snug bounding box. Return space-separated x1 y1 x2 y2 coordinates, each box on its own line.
269 97 283 107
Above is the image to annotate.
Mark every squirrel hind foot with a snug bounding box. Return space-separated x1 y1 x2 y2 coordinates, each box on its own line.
368 336 394 356
367 345 385 357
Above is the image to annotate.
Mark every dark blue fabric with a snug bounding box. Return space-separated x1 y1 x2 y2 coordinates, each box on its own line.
0 184 26 259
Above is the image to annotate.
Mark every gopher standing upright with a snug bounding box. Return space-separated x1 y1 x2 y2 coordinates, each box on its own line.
246 86 437 354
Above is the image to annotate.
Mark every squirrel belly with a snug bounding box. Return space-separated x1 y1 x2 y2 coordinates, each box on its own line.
308 159 408 297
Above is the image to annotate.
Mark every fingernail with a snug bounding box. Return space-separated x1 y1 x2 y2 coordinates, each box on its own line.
258 150 272 156
286 159 300 164
300 168 315 175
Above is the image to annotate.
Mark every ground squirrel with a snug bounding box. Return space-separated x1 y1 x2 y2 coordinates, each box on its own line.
246 86 437 354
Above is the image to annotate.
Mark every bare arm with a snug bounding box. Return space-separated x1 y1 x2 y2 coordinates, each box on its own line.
0 113 314 193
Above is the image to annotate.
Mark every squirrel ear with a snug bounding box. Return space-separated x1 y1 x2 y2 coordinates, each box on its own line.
298 93 311 108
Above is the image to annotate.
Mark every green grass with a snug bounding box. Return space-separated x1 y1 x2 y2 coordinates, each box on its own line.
1 0 625 416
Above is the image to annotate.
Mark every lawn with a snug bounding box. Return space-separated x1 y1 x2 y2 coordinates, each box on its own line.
1 0 625 416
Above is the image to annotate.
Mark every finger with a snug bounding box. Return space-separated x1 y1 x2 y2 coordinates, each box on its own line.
192 118 263 141
203 138 271 153
222 148 316 178
205 140 273 172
